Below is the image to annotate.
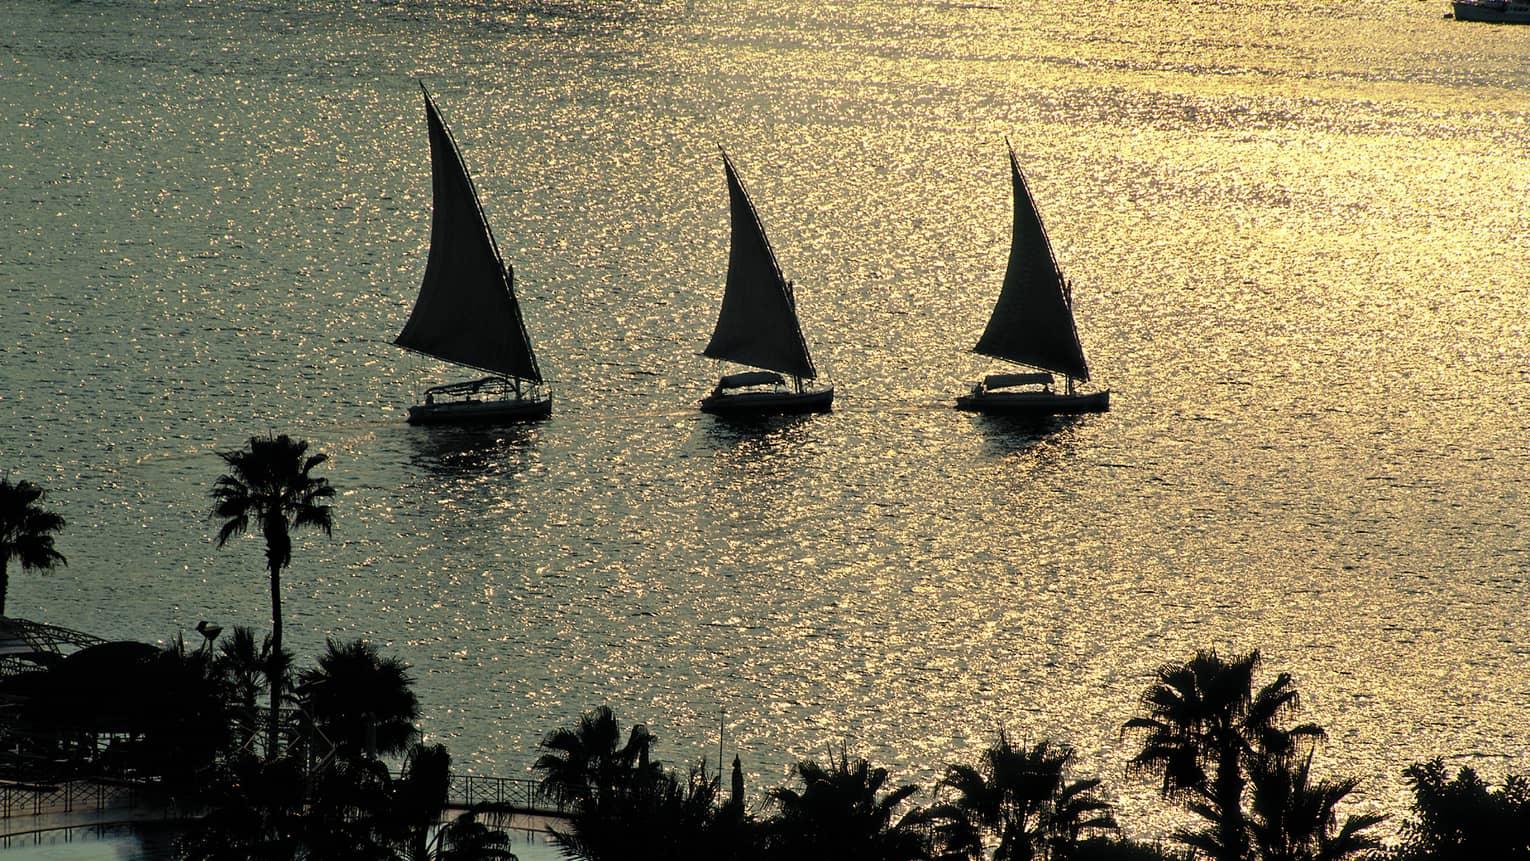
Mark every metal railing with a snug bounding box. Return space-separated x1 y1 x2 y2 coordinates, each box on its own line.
0 772 569 825
446 773 569 818
0 777 174 821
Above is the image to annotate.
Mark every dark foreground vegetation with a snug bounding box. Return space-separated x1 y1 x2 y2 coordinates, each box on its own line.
1 449 1526 860
522 655 1529 861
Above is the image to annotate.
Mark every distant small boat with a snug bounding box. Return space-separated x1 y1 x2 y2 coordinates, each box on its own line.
1450 0 1530 22
956 143 1109 416
699 151 833 416
395 83 550 426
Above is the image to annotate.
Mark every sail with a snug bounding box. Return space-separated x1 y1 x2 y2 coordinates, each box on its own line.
702 152 818 380
973 146 1090 381
394 85 541 383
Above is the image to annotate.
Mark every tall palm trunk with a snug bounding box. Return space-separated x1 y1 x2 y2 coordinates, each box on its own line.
265 524 290 757
267 562 283 757
0 559 9 617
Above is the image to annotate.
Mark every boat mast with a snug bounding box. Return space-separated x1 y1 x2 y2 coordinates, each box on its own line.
1064 277 1075 395
504 262 523 396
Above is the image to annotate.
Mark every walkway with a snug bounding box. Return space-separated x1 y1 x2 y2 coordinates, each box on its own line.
0 779 183 840
0 773 568 840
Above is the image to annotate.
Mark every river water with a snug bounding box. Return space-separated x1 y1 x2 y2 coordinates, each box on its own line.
2 0 1527 842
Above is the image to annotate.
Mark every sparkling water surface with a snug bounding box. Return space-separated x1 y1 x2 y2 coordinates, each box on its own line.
3 0 1528 841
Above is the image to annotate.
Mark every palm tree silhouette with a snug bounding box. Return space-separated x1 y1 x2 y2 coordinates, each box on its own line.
395 742 454 860
435 810 518 861
211 433 334 757
403 740 517 861
296 638 420 758
188 740 516 861
931 733 1115 861
216 625 291 749
1394 758 1530 859
551 759 724 861
534 705 657 809
1245 752 1384 861
1124 649 1323 861
765 746 929 861
536 707 745 861
182 752 309 859
0 476 67 617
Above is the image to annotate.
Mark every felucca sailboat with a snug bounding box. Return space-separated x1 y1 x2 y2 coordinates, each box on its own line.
699 150 833 415
956 143 1109 415
395 83 550 425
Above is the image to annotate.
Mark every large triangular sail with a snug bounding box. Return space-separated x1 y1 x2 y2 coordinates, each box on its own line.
973 145 1090 382
395 83 541 384
702 151 818 381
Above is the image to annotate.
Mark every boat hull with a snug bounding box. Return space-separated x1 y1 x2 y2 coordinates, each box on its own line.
1452 0 1530 21
955 389 1110 415
700 387 834 416
406 395 551 425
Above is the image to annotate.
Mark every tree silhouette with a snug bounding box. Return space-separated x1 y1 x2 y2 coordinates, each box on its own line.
181 753 308 859
0 476 67 617
185 741 515 861
533 707 753 861
301 754 397 861
552 759 725 861
215 625 290 750
210 433 334 756
930 733 1115 861
1394 758 1530 860
436 809 519 861
534 705 656 808
296 638 420 758
764 746 929 861
394 742 454 861
1124 649 1322 861
1244 753 1383 861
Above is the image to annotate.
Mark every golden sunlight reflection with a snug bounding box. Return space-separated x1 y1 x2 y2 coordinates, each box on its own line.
3 0 1528 846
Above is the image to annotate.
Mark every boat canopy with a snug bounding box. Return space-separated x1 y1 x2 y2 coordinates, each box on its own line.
422 376 506 397
718 371 786 389
973 144 1090 381
984 372 1053 390
702 151 818 381
394 84 542 383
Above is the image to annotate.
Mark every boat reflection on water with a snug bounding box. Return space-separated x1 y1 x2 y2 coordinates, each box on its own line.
400 424 546 544
694 411 820 456
405 423 543 480
966 412 1086 460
